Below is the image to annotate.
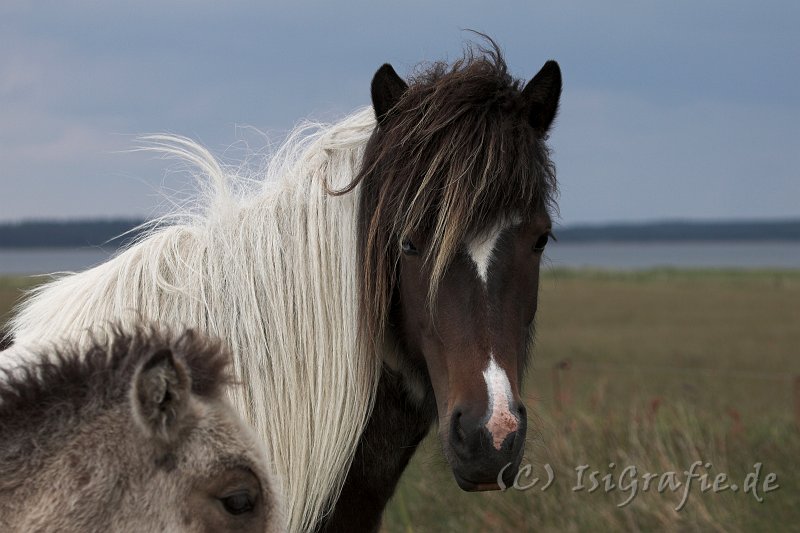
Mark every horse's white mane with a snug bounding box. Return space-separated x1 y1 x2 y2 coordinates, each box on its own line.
5 107 381 532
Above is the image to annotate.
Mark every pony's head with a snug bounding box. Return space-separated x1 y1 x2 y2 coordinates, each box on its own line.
345 42 560 490
0 326 285 532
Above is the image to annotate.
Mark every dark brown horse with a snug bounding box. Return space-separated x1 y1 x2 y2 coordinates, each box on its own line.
322 41 560 531
3 38 560 533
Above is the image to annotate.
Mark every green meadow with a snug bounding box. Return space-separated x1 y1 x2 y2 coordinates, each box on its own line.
384 269 800 532
0 275 40 330
2 269 798 532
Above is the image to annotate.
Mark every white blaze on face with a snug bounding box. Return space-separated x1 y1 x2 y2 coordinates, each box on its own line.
466 215 521 286
466 222 505 285
482 354 518 450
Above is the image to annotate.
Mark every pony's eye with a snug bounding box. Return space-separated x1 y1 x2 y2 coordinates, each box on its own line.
220 491 255 515
533 232 551 252
401 239 419 256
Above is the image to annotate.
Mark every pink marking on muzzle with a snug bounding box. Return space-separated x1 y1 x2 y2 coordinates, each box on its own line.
482 355 519 450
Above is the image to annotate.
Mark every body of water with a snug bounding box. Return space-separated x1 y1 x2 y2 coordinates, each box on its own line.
0 242 799 275
0 248 114 275
544 241 800 270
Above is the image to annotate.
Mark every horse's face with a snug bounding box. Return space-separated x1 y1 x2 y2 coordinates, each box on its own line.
397 214 551 489
358 51 561 491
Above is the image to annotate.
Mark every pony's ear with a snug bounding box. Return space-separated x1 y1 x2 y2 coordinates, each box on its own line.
521 60 562 134
132 347 192 443
371 63 408 123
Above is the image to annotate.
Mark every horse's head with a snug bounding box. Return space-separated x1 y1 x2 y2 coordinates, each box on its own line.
351 43 561 490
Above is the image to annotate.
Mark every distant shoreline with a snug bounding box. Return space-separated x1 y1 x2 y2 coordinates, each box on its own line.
0 218 799 249
4 243 800 274
555 219 800 243
0 219 146 249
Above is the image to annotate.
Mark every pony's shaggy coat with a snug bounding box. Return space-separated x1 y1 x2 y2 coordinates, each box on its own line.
0 327 229 432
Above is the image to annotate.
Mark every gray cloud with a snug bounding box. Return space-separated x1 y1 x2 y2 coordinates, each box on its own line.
0 1 797 222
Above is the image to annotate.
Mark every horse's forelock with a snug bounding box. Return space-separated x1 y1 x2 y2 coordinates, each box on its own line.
352 41 558 343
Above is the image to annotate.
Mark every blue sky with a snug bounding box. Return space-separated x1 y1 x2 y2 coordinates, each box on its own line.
1 1 798 224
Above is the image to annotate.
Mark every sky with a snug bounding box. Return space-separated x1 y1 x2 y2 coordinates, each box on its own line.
0 1 798 225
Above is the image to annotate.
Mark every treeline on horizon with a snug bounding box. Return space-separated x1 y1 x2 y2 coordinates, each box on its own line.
0 218 799 248
555 219 800 242
0 219 147 249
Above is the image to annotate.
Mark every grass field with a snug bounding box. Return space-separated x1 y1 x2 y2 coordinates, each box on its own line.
0 275 41 333
1 269 798 531
383 268 800 532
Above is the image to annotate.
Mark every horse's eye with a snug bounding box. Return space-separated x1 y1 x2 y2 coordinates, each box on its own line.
533 232 551 253
401 239 419 255
220 491 255 515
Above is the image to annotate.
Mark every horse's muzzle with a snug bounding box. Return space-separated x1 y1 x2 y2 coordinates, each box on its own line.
446 401 527 491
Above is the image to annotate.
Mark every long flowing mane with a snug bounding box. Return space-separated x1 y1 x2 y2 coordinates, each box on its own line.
6 109 381 532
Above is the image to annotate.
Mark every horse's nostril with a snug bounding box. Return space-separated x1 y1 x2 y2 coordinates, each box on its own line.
517 403 527 419
450 409 467 443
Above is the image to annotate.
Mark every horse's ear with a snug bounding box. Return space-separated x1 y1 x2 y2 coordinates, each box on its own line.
371 63 408 123
132 348 192 443
521 60 562 134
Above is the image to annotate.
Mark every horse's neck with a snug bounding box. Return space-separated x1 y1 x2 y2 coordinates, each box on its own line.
318 364 436 532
